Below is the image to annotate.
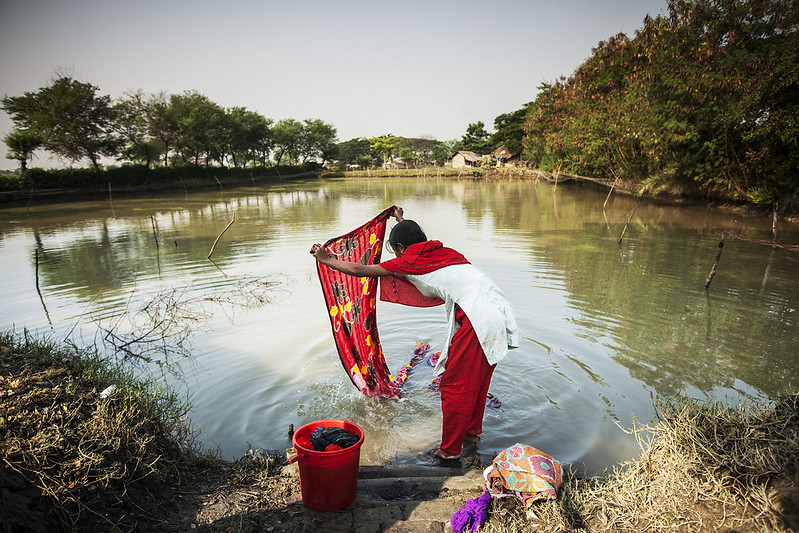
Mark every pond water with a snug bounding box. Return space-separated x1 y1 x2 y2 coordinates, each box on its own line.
1 176 797 474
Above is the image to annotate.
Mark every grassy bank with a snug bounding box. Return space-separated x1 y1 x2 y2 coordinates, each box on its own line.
2 331 797 531
0 330 216 531
0 164 324 204
3 164 796 220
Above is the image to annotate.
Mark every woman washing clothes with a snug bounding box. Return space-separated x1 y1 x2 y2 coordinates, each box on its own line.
310 207 520 465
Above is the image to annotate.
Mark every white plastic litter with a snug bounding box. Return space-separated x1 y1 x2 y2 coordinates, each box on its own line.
100 385 116 399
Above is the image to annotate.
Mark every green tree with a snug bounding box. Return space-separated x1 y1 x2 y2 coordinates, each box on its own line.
144 92 181 167
432 139 462 166
171 91 224 166
336 137 375 166
492 104 533 155
460 121 492 154
523 0 799 201
3 129 42 173
368 134 399 168
272 118 304 165
302 118 338 164
114 90 160 167
1 75 119 169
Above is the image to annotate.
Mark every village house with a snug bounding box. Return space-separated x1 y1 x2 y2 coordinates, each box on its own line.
493 146 520 167
449 150 482 169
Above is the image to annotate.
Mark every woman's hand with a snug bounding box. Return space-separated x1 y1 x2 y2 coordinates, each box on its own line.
392 206 404 222
310 243 329 262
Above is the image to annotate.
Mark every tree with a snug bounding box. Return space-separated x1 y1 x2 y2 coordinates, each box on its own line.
114 90 160 167
302 118 338 164
144 92 181 167
1 75 119 169
171 91 224 166
272 119 304 165
225 107 273 167
460 121 493 154
432 140 462 166
492 104 533 155
368 134 399 168
4 129 42 173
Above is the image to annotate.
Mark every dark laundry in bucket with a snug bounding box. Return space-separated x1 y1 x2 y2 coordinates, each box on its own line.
302 426 360 452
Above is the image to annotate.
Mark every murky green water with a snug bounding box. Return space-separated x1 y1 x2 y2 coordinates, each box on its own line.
1 176 797 473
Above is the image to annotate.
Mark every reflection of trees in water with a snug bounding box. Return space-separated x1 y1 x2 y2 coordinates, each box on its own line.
14 179 799 397
450 180 798 398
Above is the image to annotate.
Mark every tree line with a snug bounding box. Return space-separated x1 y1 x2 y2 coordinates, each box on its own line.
2 78 338 172
4 0 795 208
522 0 798 205
1 74 529 174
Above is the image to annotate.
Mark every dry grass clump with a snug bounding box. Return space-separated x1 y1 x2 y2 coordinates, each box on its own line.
481 393 799 532
0 330 211 532
580 394 799 532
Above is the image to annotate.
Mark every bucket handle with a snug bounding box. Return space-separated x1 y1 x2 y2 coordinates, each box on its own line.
287 447 300 463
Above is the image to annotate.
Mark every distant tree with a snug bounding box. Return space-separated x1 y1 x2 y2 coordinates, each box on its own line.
368 134 399 167
460 121 492 154
3 129 42 173
356 154 374 169
336 138 375 166
272 118 304 165
432 139 462 166
245 112 274 166
224 107 272 167
114 90 160 167
171 91 224 166
492 104 532 155
1 75 119 169
145 92 181 167
302 118 338 163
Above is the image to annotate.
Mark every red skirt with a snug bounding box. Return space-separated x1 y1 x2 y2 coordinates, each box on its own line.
438 306 495 455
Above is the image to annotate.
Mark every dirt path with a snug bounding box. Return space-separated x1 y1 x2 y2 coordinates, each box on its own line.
178 462 490 533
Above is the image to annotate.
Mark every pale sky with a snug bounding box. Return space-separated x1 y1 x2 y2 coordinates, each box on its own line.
0 0 667 170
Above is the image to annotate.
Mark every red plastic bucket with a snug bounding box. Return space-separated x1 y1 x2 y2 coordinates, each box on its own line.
290 419 364 511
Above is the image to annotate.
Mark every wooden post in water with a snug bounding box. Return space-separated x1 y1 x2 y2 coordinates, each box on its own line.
35 249 52 325
108 182 116 217
604 177 619 211
704 239 724 289
618 198 642 245
772 202 778 244
150 216 159 249
208 213 236 259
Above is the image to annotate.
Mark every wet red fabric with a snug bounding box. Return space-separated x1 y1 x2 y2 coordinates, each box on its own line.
439 306 495 456
315 207 399 398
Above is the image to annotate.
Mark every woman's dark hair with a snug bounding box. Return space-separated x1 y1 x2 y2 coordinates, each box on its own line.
388 220 427 253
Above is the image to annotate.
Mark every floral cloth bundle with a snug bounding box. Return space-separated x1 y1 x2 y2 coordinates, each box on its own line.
483 443 563 509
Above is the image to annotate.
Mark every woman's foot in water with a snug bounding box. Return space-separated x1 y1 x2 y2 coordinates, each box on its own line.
416 447 462 467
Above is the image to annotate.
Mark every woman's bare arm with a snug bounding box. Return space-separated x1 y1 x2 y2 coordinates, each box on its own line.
310 243 392 277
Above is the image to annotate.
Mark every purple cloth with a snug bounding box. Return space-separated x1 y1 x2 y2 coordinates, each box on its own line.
451 491 491 532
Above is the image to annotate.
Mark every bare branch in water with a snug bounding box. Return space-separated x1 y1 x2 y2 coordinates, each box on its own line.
93 276 281 371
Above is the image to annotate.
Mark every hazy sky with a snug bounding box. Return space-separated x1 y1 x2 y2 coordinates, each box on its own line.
0 0 667 170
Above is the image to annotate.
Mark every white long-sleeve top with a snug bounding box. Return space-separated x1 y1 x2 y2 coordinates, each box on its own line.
404 263 520 375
